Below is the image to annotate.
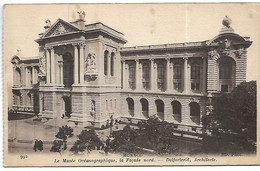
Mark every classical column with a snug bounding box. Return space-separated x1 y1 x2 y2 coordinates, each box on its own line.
166 58 171 91
45 48 51 84
58 61 63 85
60 62 64 85
122 60 126 89
79 43 85 84
154 61 158 90
73 45 79 84
50 47 55 84
32 67 35 85
150 59 155 91
25 67 28 87
202 57 207 93
135 59 140 90
139 62 143 90
187 61 191 93
39 94 43 114
183 57 188 93
125 63 129 89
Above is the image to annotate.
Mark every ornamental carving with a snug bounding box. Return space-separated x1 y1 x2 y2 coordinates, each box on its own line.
46 22 75 37
208 49 220 59
208 38 244 60
39 53 46 75
223 39 231 50
85 52 97 73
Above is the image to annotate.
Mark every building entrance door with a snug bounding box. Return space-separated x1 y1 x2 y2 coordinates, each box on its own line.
61 96 71 118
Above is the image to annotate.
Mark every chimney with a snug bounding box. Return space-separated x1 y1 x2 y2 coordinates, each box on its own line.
44 19 52 31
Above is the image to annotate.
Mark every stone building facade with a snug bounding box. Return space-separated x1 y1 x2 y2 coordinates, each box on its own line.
11 14 252 131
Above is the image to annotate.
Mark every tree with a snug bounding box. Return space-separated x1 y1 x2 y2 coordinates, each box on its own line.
202 81 256 154
50 125 74 154
110 116 177 155
136 116 176 154
110 124 139 153
70 129 103 155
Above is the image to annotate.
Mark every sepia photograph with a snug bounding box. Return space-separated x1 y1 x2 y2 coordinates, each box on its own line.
3 3 260 166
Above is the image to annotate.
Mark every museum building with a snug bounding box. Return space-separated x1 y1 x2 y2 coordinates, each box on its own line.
11 12 252 130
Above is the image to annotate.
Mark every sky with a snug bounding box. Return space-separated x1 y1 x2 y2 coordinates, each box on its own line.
4 4 260 106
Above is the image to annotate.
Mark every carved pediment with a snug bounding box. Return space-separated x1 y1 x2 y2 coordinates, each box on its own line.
42 19 80 38
207 33 250 60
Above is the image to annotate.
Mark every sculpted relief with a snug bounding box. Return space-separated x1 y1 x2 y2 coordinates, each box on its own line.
45 22 75 37
39 53 46 75
208 38 244 60
85 52 97 73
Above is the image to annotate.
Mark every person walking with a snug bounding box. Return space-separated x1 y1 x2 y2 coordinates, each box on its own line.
38 140 43 151
33 139 38 152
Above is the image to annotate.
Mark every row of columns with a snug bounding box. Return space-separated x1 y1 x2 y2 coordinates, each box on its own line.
25 66 38 86
73 43 85 84
122 57 207 93
104 51 116 76
45 43 86 85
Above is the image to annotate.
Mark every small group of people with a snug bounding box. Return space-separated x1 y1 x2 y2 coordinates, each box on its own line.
33 139 43 152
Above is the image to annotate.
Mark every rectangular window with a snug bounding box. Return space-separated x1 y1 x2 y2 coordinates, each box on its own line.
191 63 201 92
104 51 108 76
157 63 165 90
173 62 182 91
129 64 136 89
111 53 114 76
142 63 150 89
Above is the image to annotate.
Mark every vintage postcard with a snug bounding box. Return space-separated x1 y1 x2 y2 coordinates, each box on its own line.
3 3 260 166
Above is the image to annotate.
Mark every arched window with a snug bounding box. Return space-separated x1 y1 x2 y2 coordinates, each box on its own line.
104 51 109 76
90 100 96 118
155 99 164 120
110 52 115 76
140 98 149 118
219 57 236 92
173 61 183 91
191 62 201 91
28 93 32 106
142 62 150 89
190 102 200 125
157 62 165 90
128 63 136 89
172 101 181 123
126 97 134 116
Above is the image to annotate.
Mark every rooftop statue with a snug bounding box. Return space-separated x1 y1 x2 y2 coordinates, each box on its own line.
78 11 86 20
220 16 234 33
45 19 51 27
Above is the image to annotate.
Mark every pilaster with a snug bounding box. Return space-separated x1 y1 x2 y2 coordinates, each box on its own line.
50 47 55 84
45 48 51 84
73 44 79 84
79 43 85 84
135 59 140 90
